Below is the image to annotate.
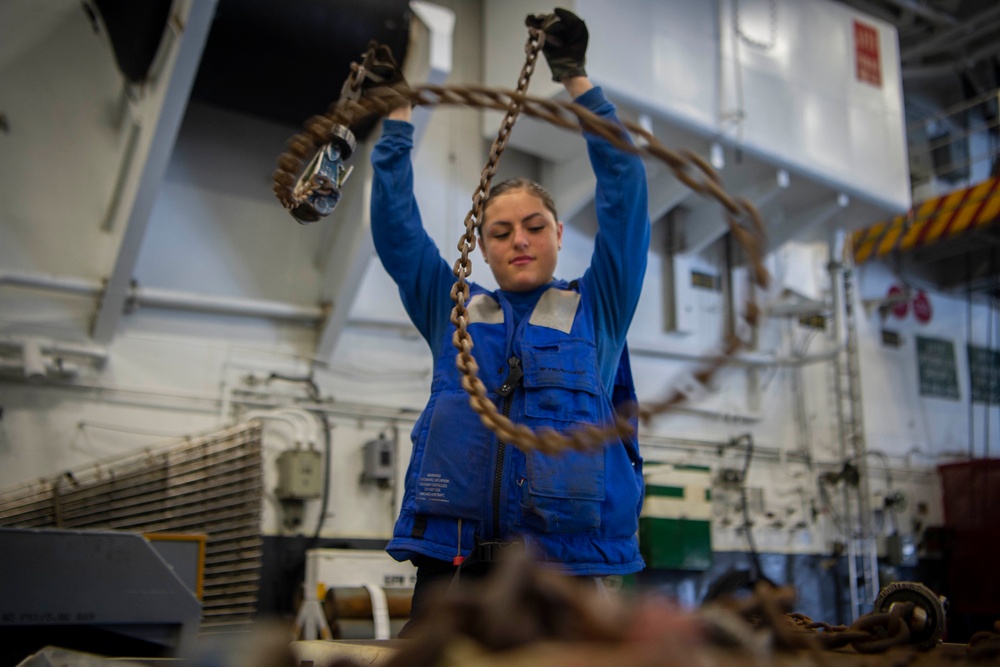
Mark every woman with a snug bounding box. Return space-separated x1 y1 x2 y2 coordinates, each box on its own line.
369 8 651 627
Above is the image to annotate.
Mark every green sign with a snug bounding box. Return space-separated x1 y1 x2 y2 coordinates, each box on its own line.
968 345 1000 404
916 336 960 400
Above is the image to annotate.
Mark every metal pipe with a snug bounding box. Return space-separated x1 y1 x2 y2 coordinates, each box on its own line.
628 340 838 368
132 285 324 322
0 337 107 364
0 270 325 323
242 410 308 448
0 271 102 296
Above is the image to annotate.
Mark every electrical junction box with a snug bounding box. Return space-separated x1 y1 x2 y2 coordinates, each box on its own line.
640 464 713 570
276 449 323 499
362 437 395 485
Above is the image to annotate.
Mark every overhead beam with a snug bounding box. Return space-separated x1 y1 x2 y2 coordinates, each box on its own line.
881 0 958 27
313 0 455 361
648 169 693 224
544 142 695 235
541 147 596 227
91 0 218 343
313 144 376 361
683 169 789 256
767 194 850 251
900 4 1000 63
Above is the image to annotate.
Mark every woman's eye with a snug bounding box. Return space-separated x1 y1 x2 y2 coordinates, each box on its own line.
492 232 510 239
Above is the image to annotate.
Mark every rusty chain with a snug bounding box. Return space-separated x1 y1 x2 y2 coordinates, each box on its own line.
714 583 939 660
273 33 769 456
319 556 951 667
784 602 919 655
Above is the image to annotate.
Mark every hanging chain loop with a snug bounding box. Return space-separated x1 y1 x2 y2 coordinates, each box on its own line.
273 32 769 455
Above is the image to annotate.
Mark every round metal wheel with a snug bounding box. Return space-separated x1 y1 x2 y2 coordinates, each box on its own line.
874 581 947 650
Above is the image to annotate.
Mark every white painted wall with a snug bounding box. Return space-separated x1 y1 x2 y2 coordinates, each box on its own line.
485 0 910 214
0 0 997 564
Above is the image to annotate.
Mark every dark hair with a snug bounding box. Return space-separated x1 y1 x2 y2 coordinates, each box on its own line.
478 178 558 235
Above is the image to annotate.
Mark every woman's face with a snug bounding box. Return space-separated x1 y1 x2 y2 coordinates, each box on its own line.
478 189 563 292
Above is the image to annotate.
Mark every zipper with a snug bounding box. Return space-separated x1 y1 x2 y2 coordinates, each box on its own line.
493 356 523 537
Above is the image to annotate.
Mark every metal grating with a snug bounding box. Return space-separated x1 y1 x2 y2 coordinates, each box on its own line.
0 422 264 629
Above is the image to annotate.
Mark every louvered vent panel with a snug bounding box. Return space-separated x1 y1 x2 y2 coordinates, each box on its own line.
0 422 264 628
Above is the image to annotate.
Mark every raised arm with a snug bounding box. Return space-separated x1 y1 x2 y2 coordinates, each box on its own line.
368 62 453 348
529 8 650 388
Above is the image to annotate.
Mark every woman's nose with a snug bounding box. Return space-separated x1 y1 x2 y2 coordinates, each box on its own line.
512 228 528 248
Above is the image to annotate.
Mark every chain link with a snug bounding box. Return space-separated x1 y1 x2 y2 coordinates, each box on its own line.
734 0 779 51
273 35 770 455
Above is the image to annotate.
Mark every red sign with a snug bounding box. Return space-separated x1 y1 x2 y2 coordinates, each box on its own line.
887 285 908 318
853 20 882 87
913 290 932 324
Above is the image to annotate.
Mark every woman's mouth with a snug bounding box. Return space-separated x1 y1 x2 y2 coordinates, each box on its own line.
511 255 533 266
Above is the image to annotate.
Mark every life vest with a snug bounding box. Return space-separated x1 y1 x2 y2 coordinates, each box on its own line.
387 280 644 576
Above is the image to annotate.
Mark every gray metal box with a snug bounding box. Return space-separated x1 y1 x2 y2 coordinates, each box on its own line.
276 449 323 499
362 437 394 484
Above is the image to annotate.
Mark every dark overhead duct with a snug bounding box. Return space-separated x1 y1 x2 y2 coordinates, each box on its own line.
87 0 174 84
191 0 411 135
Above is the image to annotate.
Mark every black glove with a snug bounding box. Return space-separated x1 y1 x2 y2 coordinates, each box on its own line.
525 8 588 82
359 41 406 91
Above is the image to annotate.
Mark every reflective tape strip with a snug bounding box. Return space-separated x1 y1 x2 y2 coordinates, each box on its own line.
528 288 581 333
467 294 504 324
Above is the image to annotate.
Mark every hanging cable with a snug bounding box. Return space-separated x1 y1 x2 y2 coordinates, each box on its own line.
966 255 974 457
313 414 333 541
704 433 775 602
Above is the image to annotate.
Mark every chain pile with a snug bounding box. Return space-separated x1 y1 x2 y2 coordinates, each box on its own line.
311 554 965 667
967 622 1000 661
273 33 769 455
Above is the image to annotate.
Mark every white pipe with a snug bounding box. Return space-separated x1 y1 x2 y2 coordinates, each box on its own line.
0 337 108 364
273 407 322 448
0 358 81 380
628 339 837 368
132 286 324 321
0 270 324 323
243 410 308 447
0 271 102 296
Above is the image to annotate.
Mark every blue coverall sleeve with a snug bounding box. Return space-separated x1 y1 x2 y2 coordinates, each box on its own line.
575 87 651 388
370 120 456 348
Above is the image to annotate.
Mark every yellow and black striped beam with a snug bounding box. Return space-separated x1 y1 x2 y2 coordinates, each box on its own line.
853 176 1000 264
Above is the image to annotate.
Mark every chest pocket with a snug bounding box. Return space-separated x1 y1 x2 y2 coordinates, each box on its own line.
522 339 600 424
518 339 605 533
